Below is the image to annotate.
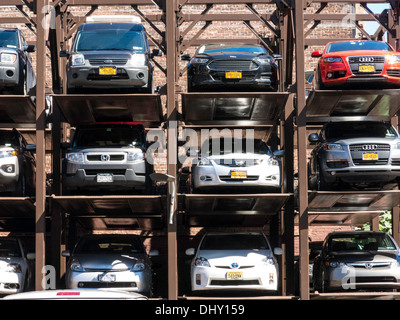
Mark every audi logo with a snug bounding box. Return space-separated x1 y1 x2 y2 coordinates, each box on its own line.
359 57 374 63
101 154 110 161
362 145 377 151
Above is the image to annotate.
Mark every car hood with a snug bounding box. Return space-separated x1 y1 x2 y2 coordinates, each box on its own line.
73 253 147 270
69 147 143 153
328 251 399 263
324 50 400 58
200 52 266 60
0 256 24 266
78 51 133 59
196 250 272 266
206 153 270 160
326 137 398 145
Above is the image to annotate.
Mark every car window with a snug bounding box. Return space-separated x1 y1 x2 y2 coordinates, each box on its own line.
198 44 268 54
0 30 19 49
326 41 392 53
72 127 143 147
328 233 396 252
324 123 397 139
0 240 22 257
74 29 146 53
0 131 20 147
200 234 270 250
75 237 144 254
202 138 271 155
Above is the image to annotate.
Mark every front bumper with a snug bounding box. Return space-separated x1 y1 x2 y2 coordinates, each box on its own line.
191 265 278 292
67 65 150 89
0 272 24 294
65 269 152 293
0 65 19 87
0 156 19 192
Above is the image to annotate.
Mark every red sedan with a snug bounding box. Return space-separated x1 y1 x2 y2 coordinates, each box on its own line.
312 40 400 89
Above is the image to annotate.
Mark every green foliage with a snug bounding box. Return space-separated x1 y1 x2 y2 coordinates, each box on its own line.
357 211 392 235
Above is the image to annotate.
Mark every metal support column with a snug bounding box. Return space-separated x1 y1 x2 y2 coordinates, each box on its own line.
35 0 48 291
166 0 178 300
294 0 309 300
393 207 400 245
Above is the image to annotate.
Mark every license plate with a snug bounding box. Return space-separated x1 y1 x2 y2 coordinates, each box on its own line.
99 67 117 75
98 274 116 282
226 272 243 280
225 71 242 79
96 173 113 183
230 171 247 179
362 152 378 160
359 65 375 72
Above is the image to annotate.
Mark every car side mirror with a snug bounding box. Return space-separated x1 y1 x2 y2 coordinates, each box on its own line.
60 49 69 58
181 54 191 61
308 133 320 143
181 166 191 174
25 144 36 151
26 253 36 260
149 249 159 257
274 247 284 256
151 49 162 57
311 50 322 58
61 142 71 149
25 45 36 53
273 54 282 60
185 248 195 256
62 250 70 257
273 150 284 157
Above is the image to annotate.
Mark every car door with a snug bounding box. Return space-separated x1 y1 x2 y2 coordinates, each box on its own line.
20 35 36 94
19 132 36 189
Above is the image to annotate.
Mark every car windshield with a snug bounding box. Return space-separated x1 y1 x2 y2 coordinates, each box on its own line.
0 240 21 257
75 237 144 254
200 234 270 250
0 131 19 147
325 122 397 139
326 41 392 53
74 29 145 52
198 44 268 54
0 30 18 49
202 138 271 155
328 233 396 252
72 126 143 147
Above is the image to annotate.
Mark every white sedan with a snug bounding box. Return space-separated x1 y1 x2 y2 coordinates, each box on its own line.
186 232 283 293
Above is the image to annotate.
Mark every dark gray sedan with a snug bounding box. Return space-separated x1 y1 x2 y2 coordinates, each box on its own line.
313 231 400 292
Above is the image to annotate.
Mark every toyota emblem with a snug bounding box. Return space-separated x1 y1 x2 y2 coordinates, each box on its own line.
231 262 239 269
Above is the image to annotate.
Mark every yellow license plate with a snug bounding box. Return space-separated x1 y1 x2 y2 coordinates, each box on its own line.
231 171 247 179
99 67 117 75
359 65 375 72
225 71 242 79
362 152 378 160
226 272 243 280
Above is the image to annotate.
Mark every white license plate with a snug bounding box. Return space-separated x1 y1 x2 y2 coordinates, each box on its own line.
98 274 116 282
96 173 113 183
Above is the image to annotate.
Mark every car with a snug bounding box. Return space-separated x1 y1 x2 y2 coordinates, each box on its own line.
60 15 161 93
62 234 158 297
0 129 36 196
312 40 400 89
62 122 153 194
312 231 400 292
309 241 323 287
308 121 400 190
2 289 147 300
0 27 36 95
188 137 283 193
185 232 283 293
182 43 280 92
0 237 35 295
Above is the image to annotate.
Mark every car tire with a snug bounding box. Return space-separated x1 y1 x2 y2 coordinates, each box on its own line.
316 162 330 191
14 173 27 197
317 68 326 90
15 70 28 95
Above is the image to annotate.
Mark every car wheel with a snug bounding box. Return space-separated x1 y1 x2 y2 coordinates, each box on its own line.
14 174 27 197
15 70 28 95
316 162 330 191
317 68 326 90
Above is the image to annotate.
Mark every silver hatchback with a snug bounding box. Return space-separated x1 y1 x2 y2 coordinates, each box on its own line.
63 234 158 297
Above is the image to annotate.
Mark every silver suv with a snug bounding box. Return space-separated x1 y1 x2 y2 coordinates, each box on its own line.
62 123 152 194
308 121 400 190
61 16 161 93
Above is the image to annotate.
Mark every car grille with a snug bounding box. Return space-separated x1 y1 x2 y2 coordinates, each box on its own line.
89 58 128 66
87 154 125 161
387 70 400 77
210 280 260 286
348 56 385 75
219 175 259 181
78 282 137 288
209 60 258 71
214 265 254 269
354 276 397 283
84 169 126 175
349 144 390 166
216 159 261 167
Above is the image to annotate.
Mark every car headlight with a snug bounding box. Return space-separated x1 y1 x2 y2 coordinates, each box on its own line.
66 152 84 163
324 57 343 63
71 53 85 66
0 150 18 158
0 53 17 64
127 152 144 162
267 157 279 166
6 263 22 273
390 261 399 268
328 261 345 268
70 258 84 272
197 157 212 166
256 56 274 64
262 257 276 266
194 257 211 267
323 143 344 151
131 260 145 272
394 143 400 149
191 58 209 64
130 54 146 67
388 56 400 64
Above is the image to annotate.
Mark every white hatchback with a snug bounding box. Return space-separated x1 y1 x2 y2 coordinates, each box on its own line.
186 232 283 293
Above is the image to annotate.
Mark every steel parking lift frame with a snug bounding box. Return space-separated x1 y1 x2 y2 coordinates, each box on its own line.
1 0 400 301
